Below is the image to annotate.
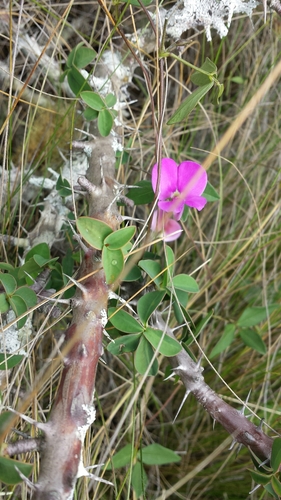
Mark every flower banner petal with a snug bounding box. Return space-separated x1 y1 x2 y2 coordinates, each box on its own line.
178 161 207 197
152 158 178 200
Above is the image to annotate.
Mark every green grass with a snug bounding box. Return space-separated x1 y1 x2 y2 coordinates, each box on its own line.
0 2 281 499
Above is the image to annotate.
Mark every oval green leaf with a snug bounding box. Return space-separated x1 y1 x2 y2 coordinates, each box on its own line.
209 324 235 359
70 46 97 69
169 274 199 293
237 305 278 328
271 475 281 496
76 216 112 250
0 354 24 370
105 93 117 107
102 247 124 284
13 287 37 309
98 108 113 137
167 82 214 125
81 91 104 111
0 273 17 295
108 307 143 334
138 260 163 286
132 461 148 498
126 180 154 205
0 293 9 313
67 66 92 96
9 295 27 328
239 328 267 355
139 443 181 465
134 336 158 376
0 456 33 485
105 443 132 470
137 290 166 325
203 182 220 201
271 437 281 472
107 333 142 355
104 226 136 250
83 107 99 121
250 469 271 486
144 327 182 356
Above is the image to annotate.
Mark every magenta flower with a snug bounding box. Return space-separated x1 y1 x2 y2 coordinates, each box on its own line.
152 158 208 220
151 209 182 242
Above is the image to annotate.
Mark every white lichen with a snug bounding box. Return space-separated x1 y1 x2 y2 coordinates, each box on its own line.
163 0 258 41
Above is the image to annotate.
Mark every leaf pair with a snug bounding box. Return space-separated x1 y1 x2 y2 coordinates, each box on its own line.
76 217 135 284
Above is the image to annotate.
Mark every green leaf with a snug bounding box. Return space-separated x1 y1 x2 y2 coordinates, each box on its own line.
0 353 24 370
81 91 104 111
137 290 166 325
200 57 217 74
25 243 50 261
123 264 142 282
264 483 280 499
106 443 133 470
271 437 281 472
173 288 189 308
67 66 92 96
13 287 37 309
56 174 71 197
164 246 175 281
83 106 99 121
0 262 14 272
190 59 217 86
135 336 158 376
0 411 14 435
105 93 117 107
102 247 124 284
239 329 267 355
107 333 142 355
0 456 33 485
0 292 10 313
126 180 155 205
190 72 211 86
168 274 199 293
18 255 58 280
237 305 278 327
231 76 245 84
250 469 271 486
76 217 112 250
9 295 27 328
138 260 163 286
98 108 114 137
203 182 220 201
132 461 148 498
271 476 281 496
0 273 17 295
108 307 143 334
167 82 214 125
121 0 153 5
144 327 182 356
209 324 235 358
67 45 97 69
139 444 181 465
104 226 136 250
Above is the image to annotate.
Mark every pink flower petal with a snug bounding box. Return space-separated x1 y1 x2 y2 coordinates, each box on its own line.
185 195 207 211
158 199 185 216
163 218 182 241
152 158 178 200
178 161 207 197
151 210 182 241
